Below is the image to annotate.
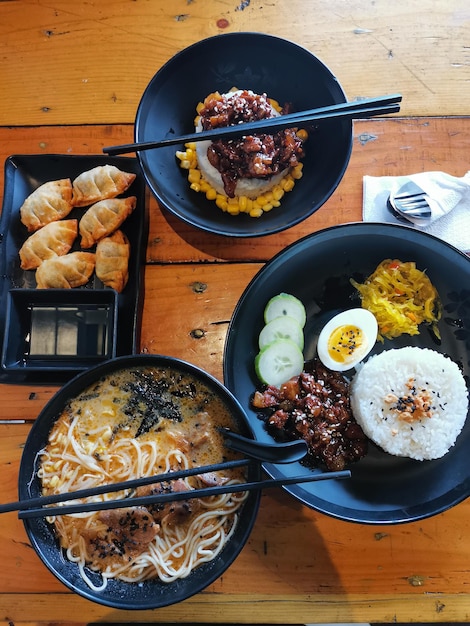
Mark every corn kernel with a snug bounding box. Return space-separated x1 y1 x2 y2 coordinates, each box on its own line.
255 194 268 206
188 169 201 183
216 197 228 211
190 182 201 192
272 186 284 201
186 142 197 151
227 204 240 215
296 128 308 141
206 188 217 200
199 180 211 192
101 400 115 417
180 159 191 170
282 177 295 192
175 150 186 161
249 207 264 218
272 200 281 208
292 163 304 180
238 196 248 212
262 203 274 212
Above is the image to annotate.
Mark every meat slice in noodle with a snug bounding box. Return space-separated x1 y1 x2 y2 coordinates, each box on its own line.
135 479 202 529
83 506 159 566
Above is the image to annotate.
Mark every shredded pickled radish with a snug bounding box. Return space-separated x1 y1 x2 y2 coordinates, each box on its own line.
350 259 441 341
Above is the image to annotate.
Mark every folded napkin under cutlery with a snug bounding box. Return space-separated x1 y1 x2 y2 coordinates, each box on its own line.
363 170 470 252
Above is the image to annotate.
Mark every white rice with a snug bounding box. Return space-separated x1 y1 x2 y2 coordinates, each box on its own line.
350 347 469 460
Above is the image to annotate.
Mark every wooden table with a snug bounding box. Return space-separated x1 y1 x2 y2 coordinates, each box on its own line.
1 1 469 624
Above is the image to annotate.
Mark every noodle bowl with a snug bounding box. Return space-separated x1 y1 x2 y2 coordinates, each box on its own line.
20 355 261 609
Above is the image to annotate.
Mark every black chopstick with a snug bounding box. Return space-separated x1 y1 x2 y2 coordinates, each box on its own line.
0 458 250 516
18 469 351 519
103 93 402 155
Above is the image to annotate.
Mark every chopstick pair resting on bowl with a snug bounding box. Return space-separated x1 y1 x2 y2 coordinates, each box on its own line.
1 431 350 519
103 93 402 155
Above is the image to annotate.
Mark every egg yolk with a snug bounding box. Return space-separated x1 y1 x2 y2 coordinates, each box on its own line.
327 324 364 364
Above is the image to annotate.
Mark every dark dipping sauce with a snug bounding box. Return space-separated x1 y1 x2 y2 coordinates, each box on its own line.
252 358 368 471
198 90 305 198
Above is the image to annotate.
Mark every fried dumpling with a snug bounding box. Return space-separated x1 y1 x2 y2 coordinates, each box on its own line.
95 230 130 293
20 179 73 232
79 196 136 248
72 165 136 207
35 252 96 289
18 219 78 270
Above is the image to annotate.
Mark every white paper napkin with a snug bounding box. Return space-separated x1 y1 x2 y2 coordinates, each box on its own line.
363 171 470 251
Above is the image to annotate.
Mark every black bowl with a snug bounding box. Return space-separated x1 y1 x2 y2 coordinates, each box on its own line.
224 223 470 524
135 32 352 237
19 354 261 609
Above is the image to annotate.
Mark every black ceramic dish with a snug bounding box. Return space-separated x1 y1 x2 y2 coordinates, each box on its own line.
19 354 261 609
224 222 470 524
0 155 148 383
2 288 118 372
135 32 352 237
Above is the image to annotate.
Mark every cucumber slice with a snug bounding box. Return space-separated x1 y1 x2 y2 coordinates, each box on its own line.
258 315 304 351
264 293 306 328
255 339 304 387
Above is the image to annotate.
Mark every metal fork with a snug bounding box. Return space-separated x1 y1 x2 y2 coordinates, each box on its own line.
389 181 432 223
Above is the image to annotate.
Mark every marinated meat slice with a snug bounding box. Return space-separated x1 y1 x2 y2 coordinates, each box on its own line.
135 479 201 528
199 89 304 197
197 471 230 487
252 358 368 470
84 506 159 564
168 411 216 453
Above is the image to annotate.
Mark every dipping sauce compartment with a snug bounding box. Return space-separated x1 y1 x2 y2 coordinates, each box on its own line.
1 288 118 373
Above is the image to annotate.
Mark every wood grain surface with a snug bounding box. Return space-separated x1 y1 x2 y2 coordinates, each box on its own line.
0 0 469 126
1 1 470 624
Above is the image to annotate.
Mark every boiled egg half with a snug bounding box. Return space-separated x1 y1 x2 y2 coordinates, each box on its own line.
317 308 378 371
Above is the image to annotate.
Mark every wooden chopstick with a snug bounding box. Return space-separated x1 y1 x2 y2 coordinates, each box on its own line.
1 458 250 516
18 469 351 519
103 93 402 155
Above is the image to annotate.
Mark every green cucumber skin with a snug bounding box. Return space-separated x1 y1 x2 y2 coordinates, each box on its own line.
255 339 304 387
258 315 304 351
263 293 306 328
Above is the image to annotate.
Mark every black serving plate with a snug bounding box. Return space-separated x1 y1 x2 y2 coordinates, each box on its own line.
135 32 352 238
19 354 261 610
0 155 148 383
2 288 118 372
223 222 470 524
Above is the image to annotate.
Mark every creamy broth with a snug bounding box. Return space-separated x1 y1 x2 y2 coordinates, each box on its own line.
39 365 247 590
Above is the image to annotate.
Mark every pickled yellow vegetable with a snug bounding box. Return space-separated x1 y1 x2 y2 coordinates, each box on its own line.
350 259 441 341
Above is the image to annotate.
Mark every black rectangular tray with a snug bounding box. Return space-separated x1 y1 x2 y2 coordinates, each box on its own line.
0 154 148 384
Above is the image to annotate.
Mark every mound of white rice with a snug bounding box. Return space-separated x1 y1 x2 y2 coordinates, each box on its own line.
350 347 469 460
